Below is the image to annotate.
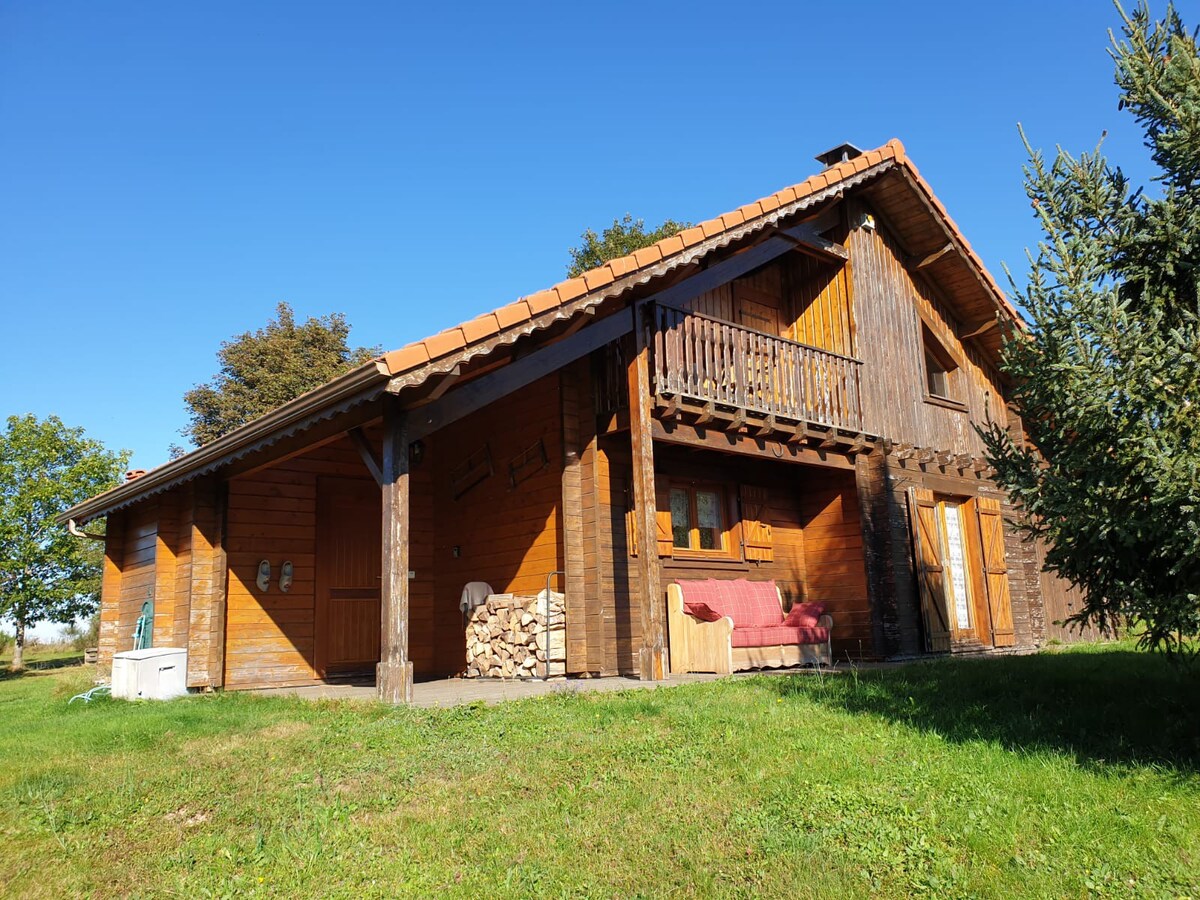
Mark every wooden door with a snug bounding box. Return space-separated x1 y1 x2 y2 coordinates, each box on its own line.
315 477 382 676
907 487 952 651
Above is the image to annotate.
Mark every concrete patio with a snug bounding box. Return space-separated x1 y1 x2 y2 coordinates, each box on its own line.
247 669 823 707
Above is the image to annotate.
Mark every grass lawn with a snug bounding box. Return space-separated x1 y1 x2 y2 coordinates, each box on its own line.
0 643 1197 898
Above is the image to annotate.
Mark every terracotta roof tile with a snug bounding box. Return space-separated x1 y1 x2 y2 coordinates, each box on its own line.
583 266 614 292
555 278 587 304
381 342 430 372
607 256 633 278
759 194 781 215
679 226 706 247
632 245 662 268
526 288 563 314
699 218 725 238
720 209 746 229
495 300 532 329
738 202 763 221
461 313 500 344
656 234 685 257
423 328 467 359
775 186 798 205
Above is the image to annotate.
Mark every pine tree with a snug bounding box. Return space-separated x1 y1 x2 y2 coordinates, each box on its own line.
981 2 1200 654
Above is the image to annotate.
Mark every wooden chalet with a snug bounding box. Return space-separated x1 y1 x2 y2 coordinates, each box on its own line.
61 139 1089 702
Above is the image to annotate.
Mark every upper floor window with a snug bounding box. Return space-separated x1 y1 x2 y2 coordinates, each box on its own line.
922 323 961 403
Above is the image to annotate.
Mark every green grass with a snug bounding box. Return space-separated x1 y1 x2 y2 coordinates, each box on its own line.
0 644 1197 898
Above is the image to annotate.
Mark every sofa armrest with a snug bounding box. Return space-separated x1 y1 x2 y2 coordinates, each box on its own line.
667 583 734 675
817 613 833 665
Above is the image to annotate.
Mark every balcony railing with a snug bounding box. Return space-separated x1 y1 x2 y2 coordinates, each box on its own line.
647 303 865 433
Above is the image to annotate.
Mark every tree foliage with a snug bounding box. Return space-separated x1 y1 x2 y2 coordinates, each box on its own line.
0 415 128 669
566 214 691 278
182 302 380 447
981 2 1200 654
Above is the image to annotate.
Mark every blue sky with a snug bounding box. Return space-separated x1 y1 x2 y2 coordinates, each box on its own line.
1 1 1190 471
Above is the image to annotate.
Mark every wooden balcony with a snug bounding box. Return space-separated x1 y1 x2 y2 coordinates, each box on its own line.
646 303 866 435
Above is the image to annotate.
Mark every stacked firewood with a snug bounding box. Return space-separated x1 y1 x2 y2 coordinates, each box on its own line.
464 591 566 678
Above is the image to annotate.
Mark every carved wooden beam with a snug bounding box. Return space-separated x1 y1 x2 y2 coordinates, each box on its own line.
896 443 916 460
755 414 777 438
778 223 850 261
348 427 383 487
695 401 715 426
907 242 954 271
961 317 999 340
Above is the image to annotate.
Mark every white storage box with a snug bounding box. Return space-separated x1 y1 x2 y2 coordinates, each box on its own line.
111 648 189 701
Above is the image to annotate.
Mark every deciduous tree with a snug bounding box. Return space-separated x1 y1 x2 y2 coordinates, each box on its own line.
182 302 380 447
0 415 127 670
567 214 691 278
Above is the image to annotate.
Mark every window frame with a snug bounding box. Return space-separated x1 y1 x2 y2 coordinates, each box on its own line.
667 481 739 561
920 321 967 409
932 495 978 638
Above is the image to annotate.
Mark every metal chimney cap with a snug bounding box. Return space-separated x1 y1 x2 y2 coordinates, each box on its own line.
814 142 865 168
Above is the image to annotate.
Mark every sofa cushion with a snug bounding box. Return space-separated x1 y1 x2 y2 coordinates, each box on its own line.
783 602 827 628
730 624 830 648
678 579 781 629
683 601 723 622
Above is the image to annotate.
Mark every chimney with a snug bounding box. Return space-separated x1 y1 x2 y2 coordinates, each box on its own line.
125 469 147 483
815 142 864 168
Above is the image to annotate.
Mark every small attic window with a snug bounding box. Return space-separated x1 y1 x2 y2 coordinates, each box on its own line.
922 323 960 402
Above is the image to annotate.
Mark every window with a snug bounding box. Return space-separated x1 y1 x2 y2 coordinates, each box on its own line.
922 323 961 403
668 484 731 556
934 498 974 632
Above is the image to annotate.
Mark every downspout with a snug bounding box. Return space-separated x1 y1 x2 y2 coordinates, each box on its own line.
67 518 106 541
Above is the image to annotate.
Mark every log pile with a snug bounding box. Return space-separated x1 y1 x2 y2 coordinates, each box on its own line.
464 590 565 678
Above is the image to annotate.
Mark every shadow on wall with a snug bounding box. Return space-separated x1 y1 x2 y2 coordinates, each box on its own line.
763 646 1200 775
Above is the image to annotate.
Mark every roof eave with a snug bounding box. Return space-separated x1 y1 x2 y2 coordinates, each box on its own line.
58 357 393 525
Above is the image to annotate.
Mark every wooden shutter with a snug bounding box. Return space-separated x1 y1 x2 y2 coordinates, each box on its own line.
974 497 1015 646
906 487 951 652
627 479 673 557
739 485 774 562
654 475 674 558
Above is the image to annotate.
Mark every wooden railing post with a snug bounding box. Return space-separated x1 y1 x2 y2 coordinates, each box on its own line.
378 397 413 703
628 304 666 681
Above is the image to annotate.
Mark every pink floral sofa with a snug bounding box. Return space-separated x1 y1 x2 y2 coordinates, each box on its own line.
667 578 832 674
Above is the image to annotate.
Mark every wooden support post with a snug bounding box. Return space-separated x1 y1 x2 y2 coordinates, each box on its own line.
378 398 414 703
186 477 227 689
627 307 666 681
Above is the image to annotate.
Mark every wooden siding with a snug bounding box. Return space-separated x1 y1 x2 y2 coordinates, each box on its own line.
847 199 1005 452
424 373 564 675
96 512 126 668
117 501 158 654
222 442 369 689
786 251 856 358
172 486 194 650
152 491 179 647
